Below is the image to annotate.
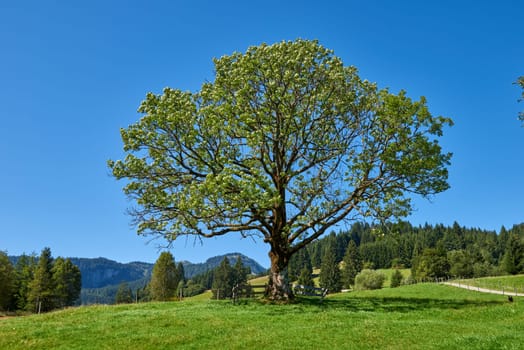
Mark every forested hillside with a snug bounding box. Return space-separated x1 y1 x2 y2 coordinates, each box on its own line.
289 221 524 282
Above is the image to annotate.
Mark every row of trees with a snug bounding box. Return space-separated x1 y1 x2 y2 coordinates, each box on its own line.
286 221 524 293
142 221 523 299
114 252 252 304
0 248 81 313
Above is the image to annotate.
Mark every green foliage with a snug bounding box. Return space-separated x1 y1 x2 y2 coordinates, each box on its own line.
355 269 386 290
13 254 36 310
501 234 524 275
447 250 474 278
390 269 403 288
212 257 233 299
110 39 452 299
319 238 342 292
296 267 314 286
6 249 82 313
52 257 81 307
411 248 450 280
149 252 179 301
27 248 56 312
0 251 15 311
341 240 362 288
211 256 251 299
115 282 134 304
288 248 312 282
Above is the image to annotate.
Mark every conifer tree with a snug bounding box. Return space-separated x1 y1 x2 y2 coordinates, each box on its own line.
14 254 36 310
115 282 133 304
341 240 362 289
212 257 233 299
232 257 250 286
27 247 56 312
0 251 15 311
176 262 186 284
319 239 342 292
149 251 179 301
390 269 403 288
296 267 314 287
502 234 524 275
52 257 82 308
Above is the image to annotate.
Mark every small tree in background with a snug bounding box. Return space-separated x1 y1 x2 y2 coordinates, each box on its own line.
212 257 233 299
341 240 362 289
319 239 342 293
296 267 314 287
355 269 385 290
232 257 250 287
27 247 55 312
52 257 82 308
115 282 133 304
0 251 15 311
411 247 450 280
390 269 403 288
149 252 179 301
501 234 524 275
13 254 36 311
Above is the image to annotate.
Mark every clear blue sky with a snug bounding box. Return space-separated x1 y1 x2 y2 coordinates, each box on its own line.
1 1 522 268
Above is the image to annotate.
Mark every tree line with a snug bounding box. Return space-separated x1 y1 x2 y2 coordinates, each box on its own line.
114 252 252 304
0 248 81 313
286 221 524 293
119 221 524 301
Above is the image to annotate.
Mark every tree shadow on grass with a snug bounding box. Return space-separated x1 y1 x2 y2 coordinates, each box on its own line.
295 295 504 313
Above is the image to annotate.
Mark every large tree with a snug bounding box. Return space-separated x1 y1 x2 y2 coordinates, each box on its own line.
109 39 452 300
149 251 179 301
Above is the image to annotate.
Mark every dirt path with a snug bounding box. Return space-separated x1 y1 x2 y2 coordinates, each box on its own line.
442 282 524 297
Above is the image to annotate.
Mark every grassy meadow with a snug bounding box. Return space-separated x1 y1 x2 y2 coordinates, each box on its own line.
1 282 523 349
455 275 524 294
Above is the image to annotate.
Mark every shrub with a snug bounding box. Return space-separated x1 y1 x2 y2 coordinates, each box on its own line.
390 269 403 288
355 269 385 290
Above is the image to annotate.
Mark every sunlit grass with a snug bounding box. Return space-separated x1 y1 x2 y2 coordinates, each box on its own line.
455 274 524 294
1 283 522 349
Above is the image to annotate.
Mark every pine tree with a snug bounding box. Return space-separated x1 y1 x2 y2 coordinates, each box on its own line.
149 251 179 301
212 257 233 299
27 247 56 312
232 257 250 286
115 282 133 304
502 234 524 275
0 251 15 311
341 240 362 289
390 269 403 288
52 257 81 308
296 267 314 287
176 262 186 284
319 239 342 293
13 254 36 310
288 249 312 282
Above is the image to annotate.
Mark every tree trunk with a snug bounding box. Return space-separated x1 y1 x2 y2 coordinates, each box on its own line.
267 250 293 301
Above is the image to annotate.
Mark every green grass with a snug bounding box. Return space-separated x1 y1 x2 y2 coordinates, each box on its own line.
1 283 523 349
456 274 524 294
377 268 411 287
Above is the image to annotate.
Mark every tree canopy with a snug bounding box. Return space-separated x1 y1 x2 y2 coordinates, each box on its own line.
109 39 452 300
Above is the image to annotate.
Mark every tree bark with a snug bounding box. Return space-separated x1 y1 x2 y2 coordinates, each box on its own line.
267 249 293 301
